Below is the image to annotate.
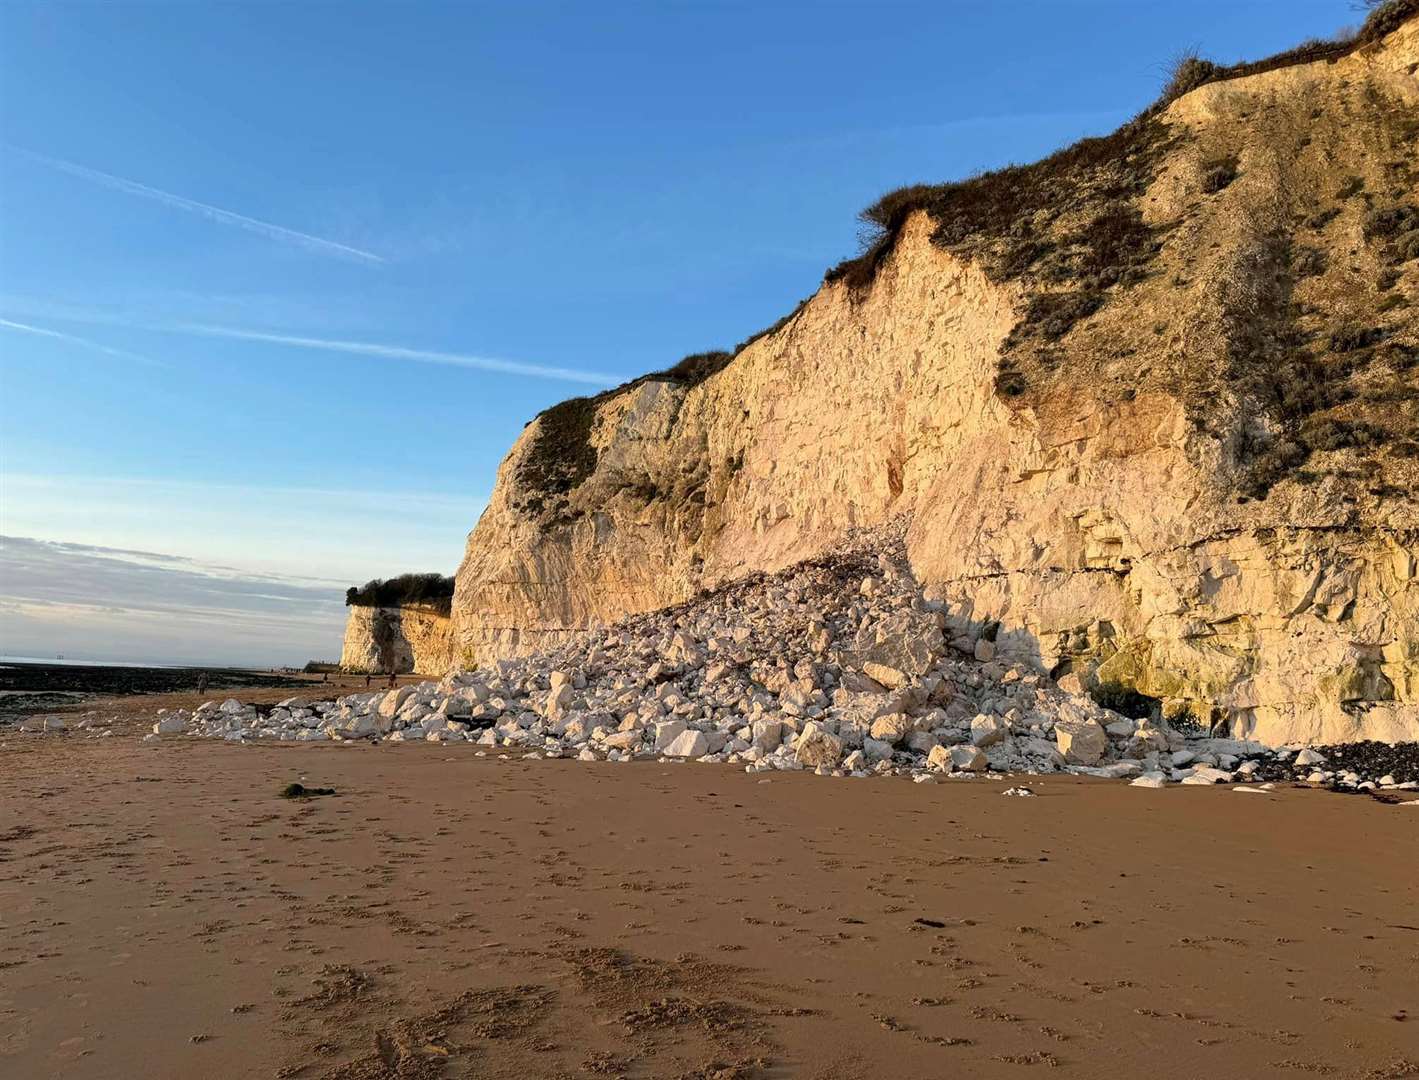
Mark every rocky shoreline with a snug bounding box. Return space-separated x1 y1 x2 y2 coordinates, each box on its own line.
0 662 303 700
72 524 1404 797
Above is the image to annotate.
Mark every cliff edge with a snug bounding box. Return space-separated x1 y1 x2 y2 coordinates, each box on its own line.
340 604 453 674
452 8 1419 746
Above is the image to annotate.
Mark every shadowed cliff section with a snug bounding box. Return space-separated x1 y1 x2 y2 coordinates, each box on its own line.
341 573 455 673
450 7 1419 746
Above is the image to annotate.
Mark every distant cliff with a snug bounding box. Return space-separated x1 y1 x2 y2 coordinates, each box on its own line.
340 604 453 674
448 10 1419 746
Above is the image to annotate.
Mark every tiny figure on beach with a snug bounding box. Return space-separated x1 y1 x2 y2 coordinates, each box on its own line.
387 671 397 689
196 671 209 695
364 673 372 688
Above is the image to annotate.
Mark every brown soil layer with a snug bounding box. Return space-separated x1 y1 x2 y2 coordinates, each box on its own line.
1 738 1415 1079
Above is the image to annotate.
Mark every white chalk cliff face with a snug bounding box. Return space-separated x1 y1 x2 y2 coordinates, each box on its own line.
453 20 1419 746
454 218 1016 659
341 605 453 675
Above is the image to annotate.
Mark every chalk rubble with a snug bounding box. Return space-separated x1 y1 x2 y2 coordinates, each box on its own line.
121 523 1415 793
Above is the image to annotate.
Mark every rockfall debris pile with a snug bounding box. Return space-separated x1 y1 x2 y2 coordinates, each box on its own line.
122 524 1417 794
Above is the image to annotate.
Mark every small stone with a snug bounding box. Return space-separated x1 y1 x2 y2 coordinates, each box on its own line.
926 744 953 771
862 736 895 761
795 722 844 768
970 713 1009 748
949 745 988 772
653 719 688 751
868 713 912 746
601 729 642 750
662 729 710 759
1055 718 1108 765
750 719 784 753
862 662 909 690
1180 766 1232 785
378 688 415 718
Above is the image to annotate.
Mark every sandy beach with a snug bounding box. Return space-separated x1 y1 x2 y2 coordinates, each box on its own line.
2 733 1415 1080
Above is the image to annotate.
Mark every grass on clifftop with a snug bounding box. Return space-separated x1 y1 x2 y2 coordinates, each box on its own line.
826 0 1417 300
825 0 1419 498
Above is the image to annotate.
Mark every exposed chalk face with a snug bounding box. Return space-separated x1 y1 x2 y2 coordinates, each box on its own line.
437 18 1419 749
115 522 1417 793
341 604 453 675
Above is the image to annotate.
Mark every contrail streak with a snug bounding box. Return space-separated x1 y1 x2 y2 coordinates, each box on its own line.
0 299 620 386
0 317 164 367
7 146 384 264
171 323 620 386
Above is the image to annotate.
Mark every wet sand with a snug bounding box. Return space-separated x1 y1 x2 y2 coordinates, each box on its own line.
1 737 1415 1080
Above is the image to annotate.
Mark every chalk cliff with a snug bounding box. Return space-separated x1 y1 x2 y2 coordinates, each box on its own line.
450 10 1419 746
340 605 454 675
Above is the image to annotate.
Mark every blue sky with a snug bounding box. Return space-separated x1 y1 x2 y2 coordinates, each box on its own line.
0 0 1360 665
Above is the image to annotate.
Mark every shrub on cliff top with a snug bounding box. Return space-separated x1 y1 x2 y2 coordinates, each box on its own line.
826 0 1418 297
514 350 739 510
345 573 454 609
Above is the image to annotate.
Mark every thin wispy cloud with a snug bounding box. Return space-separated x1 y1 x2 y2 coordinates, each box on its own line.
171 323 620 386
0 316 164 367
0 535 349 666
7 145 384 265
0 296 621 386
4 470 474 586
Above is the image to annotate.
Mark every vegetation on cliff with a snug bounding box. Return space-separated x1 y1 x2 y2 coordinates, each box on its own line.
826 0 1419 499
829 0 1418 298
513 0 1417 511
345 573 454 611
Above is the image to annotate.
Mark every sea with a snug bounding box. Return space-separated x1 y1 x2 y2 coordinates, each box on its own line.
0 655 186 669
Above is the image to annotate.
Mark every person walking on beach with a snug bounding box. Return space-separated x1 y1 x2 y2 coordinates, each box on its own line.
364 673 372 688
387 671 397 689
196 671 209 696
